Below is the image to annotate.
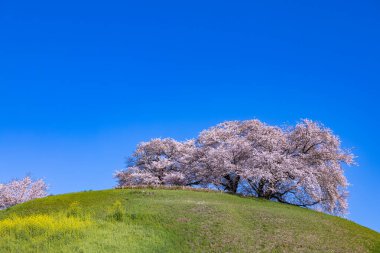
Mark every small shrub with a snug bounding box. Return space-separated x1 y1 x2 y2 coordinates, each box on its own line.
66 201 83 218
107 200 126 222
0 214 91 240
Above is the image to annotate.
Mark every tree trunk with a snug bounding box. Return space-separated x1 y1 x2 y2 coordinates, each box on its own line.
223 174 240 193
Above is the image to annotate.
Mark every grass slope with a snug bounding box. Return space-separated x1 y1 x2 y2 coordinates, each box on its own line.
0 188 379 253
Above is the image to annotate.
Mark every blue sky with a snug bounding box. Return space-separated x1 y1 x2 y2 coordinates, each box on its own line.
1 1 379 231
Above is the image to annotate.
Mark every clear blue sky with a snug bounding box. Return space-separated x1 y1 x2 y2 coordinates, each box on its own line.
0 1 379 231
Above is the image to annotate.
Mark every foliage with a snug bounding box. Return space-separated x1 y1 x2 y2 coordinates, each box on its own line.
0 214 91 237
107 200 126 221
66 201 84 218
0 177 47 210
0 213 91 252
115 119 354 215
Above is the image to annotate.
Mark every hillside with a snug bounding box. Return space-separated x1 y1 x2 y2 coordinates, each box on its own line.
0 189 379 253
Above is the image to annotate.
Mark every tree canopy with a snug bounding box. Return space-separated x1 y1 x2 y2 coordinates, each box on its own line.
115 119 354 215
0 177 47 209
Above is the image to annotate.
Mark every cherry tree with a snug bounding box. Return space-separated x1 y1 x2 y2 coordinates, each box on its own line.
0 177 47 209
115 119 354 215
115 138 198 187
280 120 354 214
199 119 354 214
196 121 253 193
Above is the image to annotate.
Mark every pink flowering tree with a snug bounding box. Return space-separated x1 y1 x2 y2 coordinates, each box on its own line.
115 138 199 187
115 119 354 215
196 121 253 193
280 120 354 214
0 177 47 209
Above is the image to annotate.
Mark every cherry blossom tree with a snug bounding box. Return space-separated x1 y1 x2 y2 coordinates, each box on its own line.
198 119 354 214
115 138 199 187
115 119 354 215
0 177 47 209
196 121 252 193
280 120 354 214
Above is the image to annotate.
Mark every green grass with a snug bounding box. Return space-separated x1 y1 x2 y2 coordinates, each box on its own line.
0 188 379 253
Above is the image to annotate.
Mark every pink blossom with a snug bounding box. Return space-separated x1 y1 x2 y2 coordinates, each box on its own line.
115 119 354 215
0 177 47 209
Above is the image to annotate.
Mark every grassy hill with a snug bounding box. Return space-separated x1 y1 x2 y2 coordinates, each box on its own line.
0 188 379 253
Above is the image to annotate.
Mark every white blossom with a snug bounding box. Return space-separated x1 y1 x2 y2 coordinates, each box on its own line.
0 177 47 209
115 119 354 215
